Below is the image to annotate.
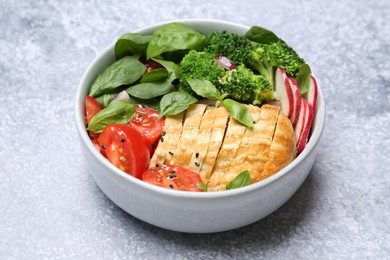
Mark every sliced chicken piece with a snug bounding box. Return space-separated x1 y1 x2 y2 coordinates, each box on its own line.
198 107 230 183
259 111 296 181
149 111 185 167
224 105 262 180
243 104 280 183
188 106 216 180
207 113 248 192
169 104 208 166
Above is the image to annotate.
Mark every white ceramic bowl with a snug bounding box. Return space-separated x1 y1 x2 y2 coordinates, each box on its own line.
75 19 325 233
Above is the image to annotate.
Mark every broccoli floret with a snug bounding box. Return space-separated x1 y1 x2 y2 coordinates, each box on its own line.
179 50 225 96
219 65 276 105
203 31 252 66
250 40 305 87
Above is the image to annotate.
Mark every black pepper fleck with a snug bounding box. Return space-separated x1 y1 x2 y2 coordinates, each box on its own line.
160 136 164 142
195 162 200 167
195 152 199 158
101 145 106 149
137 114 142 119
169 151 174 155
169 184 174 189
120 139 126 143
162 131 166 136
155 164 160 167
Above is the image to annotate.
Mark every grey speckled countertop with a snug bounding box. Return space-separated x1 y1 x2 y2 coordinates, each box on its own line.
1 0 389 259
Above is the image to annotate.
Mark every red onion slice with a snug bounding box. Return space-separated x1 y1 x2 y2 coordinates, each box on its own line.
215 56 236 70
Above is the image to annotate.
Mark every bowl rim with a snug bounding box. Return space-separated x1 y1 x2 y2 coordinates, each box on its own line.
75 19 325 199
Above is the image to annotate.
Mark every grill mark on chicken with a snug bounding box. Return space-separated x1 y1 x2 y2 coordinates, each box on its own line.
206 113 248 191
243 105 280 183
150 111 185 167
169 104 208 166
188 106 216 178
198 107 230 183
259 112 296 181
224 105 262 182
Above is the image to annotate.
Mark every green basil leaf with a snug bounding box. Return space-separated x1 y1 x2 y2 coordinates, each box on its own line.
222 99 254 128
94 93 116 108
141 68 168 83
89 55 146 98
226 170 251 190
187 79 222 100
87 100 135 133
245 26 280 44
146 22 206 59
296 63 312 95
127 79 175 99
115 33 152 59
197 182 207 192
159 91 198 118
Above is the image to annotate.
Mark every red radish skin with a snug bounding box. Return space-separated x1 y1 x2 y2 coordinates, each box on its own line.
295 100 314 155
275 68 295 119
304 76 318 111
294 98 307 143
288 78 302 127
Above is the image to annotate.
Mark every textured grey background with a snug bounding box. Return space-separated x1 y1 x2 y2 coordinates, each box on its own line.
1 0 389 259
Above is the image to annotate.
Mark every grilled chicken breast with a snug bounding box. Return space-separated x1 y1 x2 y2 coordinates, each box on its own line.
150 103 296 191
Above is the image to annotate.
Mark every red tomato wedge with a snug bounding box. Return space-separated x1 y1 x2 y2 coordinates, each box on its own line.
98 124 150 179
129 104 164 145
142 165 204 192
85 96 103 125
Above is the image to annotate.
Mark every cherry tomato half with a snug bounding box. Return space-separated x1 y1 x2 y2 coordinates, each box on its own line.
98 124 150 179
129 104 164 146
142 165 204 192
85 96 103 125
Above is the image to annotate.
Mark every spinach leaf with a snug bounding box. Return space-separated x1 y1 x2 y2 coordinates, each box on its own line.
89 55 146 98
128 58 180 100
141 68 168 83
152 58 180 79
87 100 135 133
95 93 116 108
146 22 206 59
296 64 312 95
187 79 222 100
226 170 251 190
158 91 198 119
127 79 175 99
222 99 254 128
245 26 280 44
115 33 152 59
128 96 161 112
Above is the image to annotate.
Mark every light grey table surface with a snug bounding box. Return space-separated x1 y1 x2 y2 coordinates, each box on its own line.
1 0 389 259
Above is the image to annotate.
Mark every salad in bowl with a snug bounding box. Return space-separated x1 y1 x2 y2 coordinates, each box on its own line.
75 19 324 232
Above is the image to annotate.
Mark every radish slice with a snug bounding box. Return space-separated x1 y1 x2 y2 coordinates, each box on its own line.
215 56 236 70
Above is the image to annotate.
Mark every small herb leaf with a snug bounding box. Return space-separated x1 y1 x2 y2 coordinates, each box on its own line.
115 33 152 59
245 26 280 44
187 79 222 100
197 182 207 192
296 64 312 95
222 99 254 128
87 100 135 133
159 91 198 118
226 170 251 190
89 56 145 98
